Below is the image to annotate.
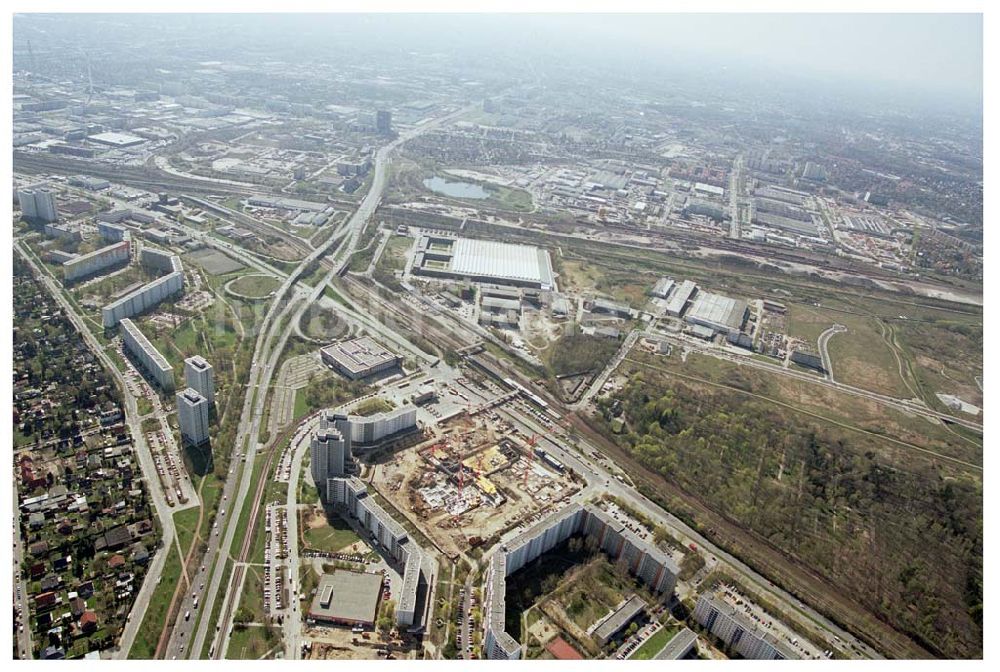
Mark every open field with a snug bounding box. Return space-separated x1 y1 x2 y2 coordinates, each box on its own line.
128 544 182 659
227 273 280 299
301 507 362 553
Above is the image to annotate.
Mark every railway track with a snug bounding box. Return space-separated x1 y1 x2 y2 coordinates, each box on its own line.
211 411 322 659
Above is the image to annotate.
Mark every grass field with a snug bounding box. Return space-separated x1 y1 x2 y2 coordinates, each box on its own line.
227 624 277 659
302 510 362 552
630 624 679 660
128 543 181 659
228 273 280 298
174 507 201 558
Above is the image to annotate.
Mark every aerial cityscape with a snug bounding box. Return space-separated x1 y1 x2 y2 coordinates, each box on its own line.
7 9 985 664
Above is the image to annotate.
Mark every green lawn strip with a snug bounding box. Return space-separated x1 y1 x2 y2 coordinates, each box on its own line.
630 624 678 660
128 543 182 659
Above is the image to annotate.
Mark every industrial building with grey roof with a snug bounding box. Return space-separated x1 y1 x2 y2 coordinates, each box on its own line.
320 336 401 380
685 291 749 335
308 570 383 626
413 235 555 290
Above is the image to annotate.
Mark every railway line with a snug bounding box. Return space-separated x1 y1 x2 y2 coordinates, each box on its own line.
211 411 321 659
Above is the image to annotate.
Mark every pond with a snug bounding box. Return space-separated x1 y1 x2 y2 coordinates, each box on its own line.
423 176 490 199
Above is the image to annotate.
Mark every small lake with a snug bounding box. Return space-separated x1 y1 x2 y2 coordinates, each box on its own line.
423 176 489 199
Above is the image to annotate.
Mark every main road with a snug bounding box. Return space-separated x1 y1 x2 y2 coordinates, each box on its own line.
177 103 476 660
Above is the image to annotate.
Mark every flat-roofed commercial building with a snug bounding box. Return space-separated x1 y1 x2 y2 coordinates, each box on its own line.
87 132 146 147
62 241 130 282
684 292 748 335
413 236 555 290
184 356 215 405
665 280 697 317
693 592 800 660
120 318 174 391
307 571 383 627
483 502 679 659
176 388 210 446
321 336 401 380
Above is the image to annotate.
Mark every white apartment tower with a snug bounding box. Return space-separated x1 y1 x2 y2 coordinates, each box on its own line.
177 388 211 446
310 411 351 488
184 356 215 406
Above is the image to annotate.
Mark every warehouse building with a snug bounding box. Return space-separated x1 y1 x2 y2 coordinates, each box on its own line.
413 235 555 290
484 503 679 659
308 571 383 627
119 318 174 391
590 297 634 318
684 292 748 335
693 592 800 660
321 336 401 380
664 280 697 317
650 277 675 299
62 241 130 282
480 295 522 314
790 350 824 373
327 476 429 627
176 388 210 446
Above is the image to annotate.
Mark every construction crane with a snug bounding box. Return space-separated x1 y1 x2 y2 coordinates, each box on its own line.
523 434 539 487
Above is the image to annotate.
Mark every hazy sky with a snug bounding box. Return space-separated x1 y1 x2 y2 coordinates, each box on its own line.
14 12 983 104
235 13 984 103
413 13 984 103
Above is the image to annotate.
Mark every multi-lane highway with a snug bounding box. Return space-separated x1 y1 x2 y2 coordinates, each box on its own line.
180 104 477 660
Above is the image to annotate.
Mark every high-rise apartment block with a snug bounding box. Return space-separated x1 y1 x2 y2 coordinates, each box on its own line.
184 356 215 406
177 388 210 447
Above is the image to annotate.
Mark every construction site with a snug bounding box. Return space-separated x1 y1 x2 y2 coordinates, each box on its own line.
370 413 580 559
